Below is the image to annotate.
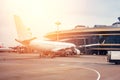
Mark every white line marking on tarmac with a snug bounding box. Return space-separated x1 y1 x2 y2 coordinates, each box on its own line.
60 64 101 80
72 66 101 80
81 67 101 80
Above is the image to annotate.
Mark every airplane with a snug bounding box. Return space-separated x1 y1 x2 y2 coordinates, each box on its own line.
0 47 13 52
14 15 80 58
0 44 13 52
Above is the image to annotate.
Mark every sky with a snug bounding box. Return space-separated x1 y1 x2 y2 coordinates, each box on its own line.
0 0 120 47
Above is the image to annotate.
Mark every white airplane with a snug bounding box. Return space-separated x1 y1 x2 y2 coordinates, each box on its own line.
0 47 13 52
0 44 13 52
14 15 80 58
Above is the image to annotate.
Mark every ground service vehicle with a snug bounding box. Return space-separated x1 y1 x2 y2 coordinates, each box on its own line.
107 51 120 64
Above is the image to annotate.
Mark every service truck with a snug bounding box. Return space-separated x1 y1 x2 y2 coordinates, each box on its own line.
107 51 120 64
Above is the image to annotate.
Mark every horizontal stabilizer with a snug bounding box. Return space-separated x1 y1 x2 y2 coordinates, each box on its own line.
15 37 37 45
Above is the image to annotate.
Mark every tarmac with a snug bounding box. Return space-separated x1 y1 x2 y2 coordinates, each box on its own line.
0 52 120 80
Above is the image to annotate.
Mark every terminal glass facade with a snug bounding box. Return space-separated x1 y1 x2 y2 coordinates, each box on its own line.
105 35 120 44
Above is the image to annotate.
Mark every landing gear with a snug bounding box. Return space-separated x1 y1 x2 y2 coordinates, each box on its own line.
39 51 55 58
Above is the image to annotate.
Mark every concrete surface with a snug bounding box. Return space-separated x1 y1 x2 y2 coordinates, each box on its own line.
0 52 120 80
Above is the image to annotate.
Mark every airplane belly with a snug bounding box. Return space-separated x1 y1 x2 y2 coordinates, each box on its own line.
29 40 54 51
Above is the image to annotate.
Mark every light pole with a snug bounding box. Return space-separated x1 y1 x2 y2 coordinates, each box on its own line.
55 21 61 41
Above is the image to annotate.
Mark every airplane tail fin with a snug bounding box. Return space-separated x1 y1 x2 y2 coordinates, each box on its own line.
14 15 34 41
14 15 36 45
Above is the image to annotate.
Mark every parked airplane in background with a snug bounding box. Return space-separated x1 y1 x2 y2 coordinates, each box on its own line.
0 44 13 52
14 15 80 58
0 47 13 52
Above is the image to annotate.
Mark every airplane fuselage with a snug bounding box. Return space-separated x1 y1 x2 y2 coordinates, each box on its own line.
29 39 78 57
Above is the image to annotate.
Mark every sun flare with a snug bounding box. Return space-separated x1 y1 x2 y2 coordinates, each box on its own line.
6 0 86 39
9 0 65 38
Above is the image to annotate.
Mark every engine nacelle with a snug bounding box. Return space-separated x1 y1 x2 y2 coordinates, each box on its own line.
74 48 81 55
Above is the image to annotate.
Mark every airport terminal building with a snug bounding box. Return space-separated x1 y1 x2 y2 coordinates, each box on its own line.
45 20 120 55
